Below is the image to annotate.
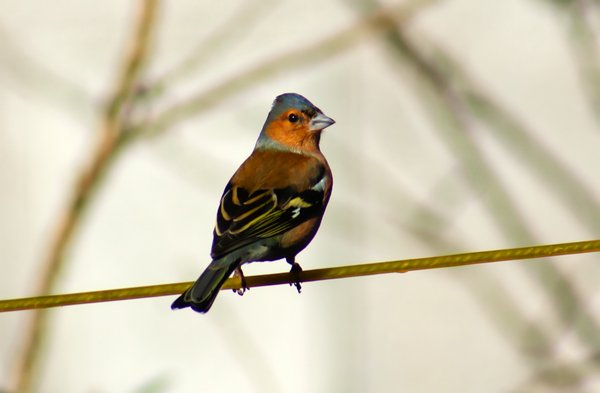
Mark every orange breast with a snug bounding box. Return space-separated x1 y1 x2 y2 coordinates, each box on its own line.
231 150 325 192
279 216 322 251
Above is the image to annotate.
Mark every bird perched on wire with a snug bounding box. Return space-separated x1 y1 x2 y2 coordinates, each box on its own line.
171 93 335 313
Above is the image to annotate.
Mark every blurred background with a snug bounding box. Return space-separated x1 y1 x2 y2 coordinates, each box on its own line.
1 0 600 392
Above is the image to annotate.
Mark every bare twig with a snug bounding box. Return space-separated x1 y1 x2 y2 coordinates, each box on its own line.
11 2 159 392
1 239 598 313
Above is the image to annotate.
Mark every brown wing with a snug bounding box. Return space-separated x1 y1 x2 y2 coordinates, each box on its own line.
210 151 329 259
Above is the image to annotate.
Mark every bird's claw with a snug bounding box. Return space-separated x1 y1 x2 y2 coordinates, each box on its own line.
232 267 249 296
289 262 303 294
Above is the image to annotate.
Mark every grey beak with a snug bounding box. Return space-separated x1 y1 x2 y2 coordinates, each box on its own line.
309 112 335 132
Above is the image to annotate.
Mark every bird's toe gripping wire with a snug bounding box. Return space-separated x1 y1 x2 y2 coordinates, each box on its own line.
286 257 303 294
233 267 249 296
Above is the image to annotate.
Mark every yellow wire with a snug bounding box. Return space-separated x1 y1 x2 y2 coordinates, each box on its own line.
1 239 599 313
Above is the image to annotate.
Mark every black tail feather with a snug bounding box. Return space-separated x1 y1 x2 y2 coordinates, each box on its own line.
171 258 238 313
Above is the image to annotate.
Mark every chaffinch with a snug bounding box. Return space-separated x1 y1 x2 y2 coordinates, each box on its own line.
172 93 335 313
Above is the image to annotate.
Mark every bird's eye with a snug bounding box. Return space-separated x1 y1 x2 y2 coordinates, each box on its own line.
288 113 299 123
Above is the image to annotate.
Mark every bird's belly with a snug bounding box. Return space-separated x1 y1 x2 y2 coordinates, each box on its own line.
279 217 321 256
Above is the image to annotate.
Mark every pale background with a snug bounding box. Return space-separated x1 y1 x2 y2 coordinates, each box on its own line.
1 0 600 392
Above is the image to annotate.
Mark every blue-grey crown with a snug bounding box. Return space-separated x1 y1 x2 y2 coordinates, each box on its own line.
267 93 322 121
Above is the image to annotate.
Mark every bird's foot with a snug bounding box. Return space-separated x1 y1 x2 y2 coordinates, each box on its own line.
232 267 248 296
287 259 303 294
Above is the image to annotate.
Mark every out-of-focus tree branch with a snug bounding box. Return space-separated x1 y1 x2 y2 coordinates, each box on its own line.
415 35 600 352
153 0 277 91
0 25 92 123
136 0 439 138
350 0 600 382
352 0 599 382
11 2 159 393
510 352 600 393
546 0 600 127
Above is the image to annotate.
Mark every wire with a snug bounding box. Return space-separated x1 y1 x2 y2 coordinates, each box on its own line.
1 239 598 313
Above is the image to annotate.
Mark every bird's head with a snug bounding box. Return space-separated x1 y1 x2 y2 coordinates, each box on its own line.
256 93 335 152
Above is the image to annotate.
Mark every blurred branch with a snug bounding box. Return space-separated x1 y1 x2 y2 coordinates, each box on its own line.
544 0 600 127
153 0 277 91
378 15 536 241
363 6 559 357
411 34 600 352
510 352 600 393
435 48 600 232
350 0 600 365
399 170 557 357
11 1 159 393
0 25 92 122
415 35 600 349
0 239 598 312
136 0 439 138
567 0 600 126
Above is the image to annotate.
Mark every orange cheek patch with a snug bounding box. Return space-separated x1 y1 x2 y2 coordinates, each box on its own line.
264 120 308 146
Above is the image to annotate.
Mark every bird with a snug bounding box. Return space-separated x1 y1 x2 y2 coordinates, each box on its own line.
171 93 335 313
